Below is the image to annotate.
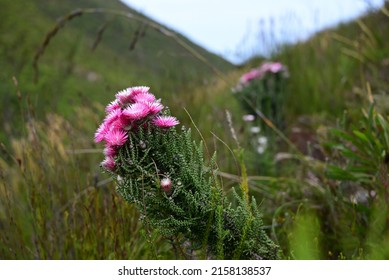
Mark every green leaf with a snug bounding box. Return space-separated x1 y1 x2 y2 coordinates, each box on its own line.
376 114 389 149
325 164 357 181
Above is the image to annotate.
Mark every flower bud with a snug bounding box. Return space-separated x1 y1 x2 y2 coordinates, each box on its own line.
160 177 172 193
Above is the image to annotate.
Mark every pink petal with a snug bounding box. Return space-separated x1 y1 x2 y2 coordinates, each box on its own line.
152 116 179 128
122 103 150 120
102 156 115 171
104 129 128 146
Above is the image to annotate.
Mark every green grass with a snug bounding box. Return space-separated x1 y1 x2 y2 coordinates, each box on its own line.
1 0 389 259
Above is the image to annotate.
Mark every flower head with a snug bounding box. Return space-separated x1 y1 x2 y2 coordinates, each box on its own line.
152 116 179 128
94 122 108 143
103 108 122 127
260 61 284 73
115 86 150 105
133 92 156 104
115 88 135 105
145 101 164 115
122 102 150 120
240 68 263 84
104 129 128 146
101 156 116 171
105 99 121 113
104 145 118 157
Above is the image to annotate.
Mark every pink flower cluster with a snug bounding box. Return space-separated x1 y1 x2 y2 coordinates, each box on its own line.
94 86 179 171
239 61 287 85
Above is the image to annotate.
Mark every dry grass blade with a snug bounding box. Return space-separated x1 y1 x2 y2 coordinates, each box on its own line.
32 7 227 84
91 21 110 51
33 8 83 81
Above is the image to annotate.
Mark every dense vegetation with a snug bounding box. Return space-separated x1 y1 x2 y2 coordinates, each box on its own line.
1 0 389 259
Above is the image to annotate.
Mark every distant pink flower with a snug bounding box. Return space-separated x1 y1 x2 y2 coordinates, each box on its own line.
145 101 164 115
104 145 118 157
105 100 121 113
239 61 286 86
122 103 150 120
240 68 263 84
104 129 128 146
260 62 284 73
94 122 108 143
153 116 179 128
133 92 156 103
102 156 115 171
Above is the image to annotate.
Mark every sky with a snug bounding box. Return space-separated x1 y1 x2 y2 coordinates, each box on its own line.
120 0 385 64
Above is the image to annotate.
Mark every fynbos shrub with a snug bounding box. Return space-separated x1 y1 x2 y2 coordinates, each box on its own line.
233 61 288 133
95 86 279 259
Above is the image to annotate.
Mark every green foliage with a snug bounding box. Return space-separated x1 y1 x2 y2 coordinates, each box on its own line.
233 68 288 133
113 125 279 259
326 104 389 198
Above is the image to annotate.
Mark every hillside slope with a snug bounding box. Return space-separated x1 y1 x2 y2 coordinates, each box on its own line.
0 0 233 141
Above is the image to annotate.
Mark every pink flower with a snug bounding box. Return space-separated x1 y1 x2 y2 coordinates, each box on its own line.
122 102 150 120
94 122 108 143
260 62 284 73
132 92 156 103
152 116 179 128
102 156 115 171
103 108 122 127
104 145 117 157
115 88 135 105
269 62 283 73
145 101 164 115
109 114 132 131
115 86 150 105
240 68 263 84
130 86 150 95
104 129 128 146
105 100 121 113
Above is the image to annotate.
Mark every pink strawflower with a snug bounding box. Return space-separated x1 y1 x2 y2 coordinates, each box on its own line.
104 145 118 157
94 122 108 143
145 101 164 115
101 156 115 171
109 114 132 131
104 129 128 146
152 116 179 128
269 62 283 73
122 102 150 120
103 108 122 127
260 62 284 73
240 68 263 84
115 88 135 105
132 92 156 103
105 99 121 113
115 86 150 105
130 86 150 95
